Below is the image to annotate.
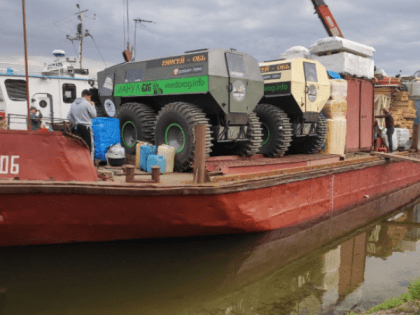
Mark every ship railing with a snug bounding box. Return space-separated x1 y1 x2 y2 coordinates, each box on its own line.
6 114 71 132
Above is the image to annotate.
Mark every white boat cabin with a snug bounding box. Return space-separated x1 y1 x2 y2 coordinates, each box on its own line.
0 50 95 130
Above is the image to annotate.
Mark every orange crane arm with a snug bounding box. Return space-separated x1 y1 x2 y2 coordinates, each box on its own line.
311 0 344 38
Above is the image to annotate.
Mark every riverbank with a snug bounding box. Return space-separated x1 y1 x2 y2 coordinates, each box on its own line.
348 277 420 314
356 300 420 315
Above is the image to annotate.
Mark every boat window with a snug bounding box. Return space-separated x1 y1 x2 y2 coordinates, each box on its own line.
100 73 114 96
4 79 27 101
226 53 245 78
62 83 76 103
304 62 318 82
125 69 144 82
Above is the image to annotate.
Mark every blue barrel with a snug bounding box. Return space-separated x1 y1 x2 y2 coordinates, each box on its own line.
147 155 166 173
140 145 156 171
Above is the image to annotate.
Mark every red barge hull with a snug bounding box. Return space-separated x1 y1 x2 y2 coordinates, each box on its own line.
1 130 420 247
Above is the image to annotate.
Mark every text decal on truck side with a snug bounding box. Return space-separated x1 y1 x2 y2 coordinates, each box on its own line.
263 82 291 95
260 63 291 73
146 53 208 68
114 75 209 97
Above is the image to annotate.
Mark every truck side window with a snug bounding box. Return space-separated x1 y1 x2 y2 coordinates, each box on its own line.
125 69 144 82
62 83 76 103
100 74 114 96
4 79 27 101
226 53 245 78
304 62 318 82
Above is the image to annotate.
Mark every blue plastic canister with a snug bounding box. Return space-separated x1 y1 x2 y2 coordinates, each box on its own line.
146 155 166 173
140 145 156 171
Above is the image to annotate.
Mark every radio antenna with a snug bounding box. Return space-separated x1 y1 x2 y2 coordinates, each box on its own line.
66 3 91 69
133 18 155 61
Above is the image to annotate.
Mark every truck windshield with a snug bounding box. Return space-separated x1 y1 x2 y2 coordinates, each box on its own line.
100 74 114 96
226 53 245 78
125 69 144 83
304 62 318 82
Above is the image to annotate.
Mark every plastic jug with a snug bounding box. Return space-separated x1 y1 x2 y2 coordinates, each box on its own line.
146 155 166 173
157 144 175 173
135 141 149 169
140 145 156 171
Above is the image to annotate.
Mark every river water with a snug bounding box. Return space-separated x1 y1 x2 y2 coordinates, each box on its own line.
1 201 420 315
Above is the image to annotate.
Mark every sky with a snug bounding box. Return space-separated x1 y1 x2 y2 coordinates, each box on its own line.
1 0 420 78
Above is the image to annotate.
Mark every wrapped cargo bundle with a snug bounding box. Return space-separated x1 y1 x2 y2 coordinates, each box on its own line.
279 46 311 60
309 37 375 58
91 118 121 161
314 53 374 79
310 37 375 79
322 100 347 119
329 79 347 100
395 128 410 149
322 80 348 119
320 118 347 155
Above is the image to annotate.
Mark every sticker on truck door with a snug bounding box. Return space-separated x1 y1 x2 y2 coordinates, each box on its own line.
104 99 116 117
232 80 246 102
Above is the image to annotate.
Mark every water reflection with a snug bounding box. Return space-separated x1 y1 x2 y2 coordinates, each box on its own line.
0 203 420 315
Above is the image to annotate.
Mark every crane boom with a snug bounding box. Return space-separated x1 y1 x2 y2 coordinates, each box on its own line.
311 0 344 38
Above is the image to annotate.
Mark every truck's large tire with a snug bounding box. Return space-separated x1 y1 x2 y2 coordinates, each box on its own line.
238 112 263 156
155 102 213 172
117 103 156 155
254 104 292 157
289 113 327 154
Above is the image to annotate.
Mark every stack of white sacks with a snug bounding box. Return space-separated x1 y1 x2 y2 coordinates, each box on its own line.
396 128 410 150
381 128 409 151
309 37 375 79
321 80 348 155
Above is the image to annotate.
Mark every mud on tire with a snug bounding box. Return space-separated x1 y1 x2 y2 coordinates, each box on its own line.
117 103 156 155
254 104 292 157
154 102 213 172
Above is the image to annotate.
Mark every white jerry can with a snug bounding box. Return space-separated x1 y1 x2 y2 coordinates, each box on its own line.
157 144 175 173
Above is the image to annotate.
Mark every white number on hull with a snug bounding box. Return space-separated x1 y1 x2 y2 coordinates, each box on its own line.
0 155 19 175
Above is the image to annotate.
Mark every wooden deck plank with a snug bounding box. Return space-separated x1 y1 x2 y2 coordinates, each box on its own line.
370 152 420 164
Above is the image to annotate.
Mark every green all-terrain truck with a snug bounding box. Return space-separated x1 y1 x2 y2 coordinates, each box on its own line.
95 48 264 171
255 58 331 156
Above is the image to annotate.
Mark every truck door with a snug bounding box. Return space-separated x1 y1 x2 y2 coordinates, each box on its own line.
99 72 117 117
303 61 319 113
225 52 248 113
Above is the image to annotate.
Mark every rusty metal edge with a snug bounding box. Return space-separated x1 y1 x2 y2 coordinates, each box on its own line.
0 155 411 196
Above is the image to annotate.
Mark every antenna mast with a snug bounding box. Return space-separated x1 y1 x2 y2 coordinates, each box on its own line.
133 18 155 61
66 3 91 69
